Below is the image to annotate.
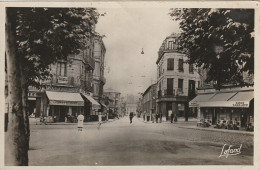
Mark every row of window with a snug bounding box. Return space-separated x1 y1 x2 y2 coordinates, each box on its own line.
159 78 199 95
167 58 194 73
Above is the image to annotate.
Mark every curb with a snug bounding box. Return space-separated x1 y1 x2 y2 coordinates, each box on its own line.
32 119 117 126
178 126 254 135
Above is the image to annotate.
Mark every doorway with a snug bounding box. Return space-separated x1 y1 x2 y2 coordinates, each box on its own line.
59 106 68 122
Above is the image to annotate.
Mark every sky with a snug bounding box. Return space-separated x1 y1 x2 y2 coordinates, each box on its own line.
96 7 180 97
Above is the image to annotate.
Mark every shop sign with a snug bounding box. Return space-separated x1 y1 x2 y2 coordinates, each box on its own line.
232 102 249 107
189 101 199 107
49 100 84 106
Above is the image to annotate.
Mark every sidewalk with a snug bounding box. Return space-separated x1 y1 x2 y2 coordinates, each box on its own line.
178 125 254 135
137 117 254 135
30 118 117 125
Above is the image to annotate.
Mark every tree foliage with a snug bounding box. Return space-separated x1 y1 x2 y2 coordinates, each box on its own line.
169 8 254 86
5 7 100 165
13 7 99 87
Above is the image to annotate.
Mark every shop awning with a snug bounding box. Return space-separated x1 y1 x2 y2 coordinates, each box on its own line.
199 92 237 107
46 91 84 106
100 103 107 108
226 90 254 108
82 94 101 110
189 93 216 107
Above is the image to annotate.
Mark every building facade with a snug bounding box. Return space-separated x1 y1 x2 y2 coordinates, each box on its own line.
142 83 157 121
28 37 102 122
92 36 106 103
189 85 254 128
103 88 121 117
125 94 137 116
156 33 200 121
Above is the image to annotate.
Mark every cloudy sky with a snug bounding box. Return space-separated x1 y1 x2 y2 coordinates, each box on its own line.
96 7 180 97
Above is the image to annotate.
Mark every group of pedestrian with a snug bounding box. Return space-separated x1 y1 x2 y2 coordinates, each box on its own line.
154 113 162 123
170 112 178 123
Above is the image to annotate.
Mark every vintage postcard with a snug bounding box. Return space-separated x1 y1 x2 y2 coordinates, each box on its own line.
0 1 259 170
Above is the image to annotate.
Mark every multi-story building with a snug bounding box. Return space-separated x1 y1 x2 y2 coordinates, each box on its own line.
125 94 137 116
92 36 106 104
156 33 200 121
142 83 157 121
103 88 121 116
120 97 126 117
28 38 102 122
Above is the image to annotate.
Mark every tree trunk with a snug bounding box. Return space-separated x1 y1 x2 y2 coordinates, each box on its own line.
5 8 28 166
20 64 30 151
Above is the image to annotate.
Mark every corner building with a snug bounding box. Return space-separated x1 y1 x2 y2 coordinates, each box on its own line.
156 33 200 121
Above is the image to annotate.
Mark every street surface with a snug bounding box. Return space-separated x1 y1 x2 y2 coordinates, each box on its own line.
28 117 253 165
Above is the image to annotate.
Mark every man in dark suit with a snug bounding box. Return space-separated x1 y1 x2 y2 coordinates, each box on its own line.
129 112 134 124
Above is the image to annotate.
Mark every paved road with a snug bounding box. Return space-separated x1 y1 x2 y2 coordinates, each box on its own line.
28 116 253 165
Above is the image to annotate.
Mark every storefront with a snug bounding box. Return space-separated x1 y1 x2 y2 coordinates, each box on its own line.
81 93 101 119
42 91 84 122
189 88 254 127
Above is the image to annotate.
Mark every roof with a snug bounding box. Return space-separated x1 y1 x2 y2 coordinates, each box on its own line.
189 90 254 108
45 91 84 102
143 83 157 96
104 88 120 93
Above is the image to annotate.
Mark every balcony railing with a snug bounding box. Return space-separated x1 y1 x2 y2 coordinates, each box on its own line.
176 88 184 96
164 89 175 96
57 76 68 84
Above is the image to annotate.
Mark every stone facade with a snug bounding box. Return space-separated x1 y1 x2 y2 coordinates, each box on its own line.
92 36 106 102
156 33 200 121
103 88 121 116
142 83 157 121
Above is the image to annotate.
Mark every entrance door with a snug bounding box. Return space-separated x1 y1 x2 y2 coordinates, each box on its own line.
60 106 68 122
166 102 172 120
241 112 247 127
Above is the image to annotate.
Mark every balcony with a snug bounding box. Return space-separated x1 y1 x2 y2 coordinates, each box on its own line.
176 88 184 96
84 56 95 70
164 89 175 97
57 76 68 84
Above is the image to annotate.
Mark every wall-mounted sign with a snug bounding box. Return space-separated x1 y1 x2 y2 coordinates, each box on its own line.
232 102 249 108
49 100 84 106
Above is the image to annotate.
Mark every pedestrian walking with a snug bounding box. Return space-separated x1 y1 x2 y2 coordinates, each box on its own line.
159 112 162 123
170 112 174 123
156 113 159 123
174 114 178 122
129 112 134 124
77 113 84 131
97 112 103 130
152 112 156 123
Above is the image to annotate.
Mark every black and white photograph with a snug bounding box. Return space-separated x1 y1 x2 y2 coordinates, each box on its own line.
1 1 259 168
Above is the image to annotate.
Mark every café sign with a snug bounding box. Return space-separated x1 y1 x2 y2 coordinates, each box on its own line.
49 100 84 106
232 101 249 108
